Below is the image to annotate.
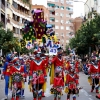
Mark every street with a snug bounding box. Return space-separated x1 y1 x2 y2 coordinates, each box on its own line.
0 72 99 100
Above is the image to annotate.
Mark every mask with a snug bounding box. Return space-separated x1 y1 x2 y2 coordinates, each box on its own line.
15 60 20 65
36 54 40 58
58 54 62 57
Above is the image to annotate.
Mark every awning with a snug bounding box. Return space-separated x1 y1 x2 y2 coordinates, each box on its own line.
47 3 55 6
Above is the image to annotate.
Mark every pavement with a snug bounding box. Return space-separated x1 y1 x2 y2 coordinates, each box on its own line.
0 72 99 100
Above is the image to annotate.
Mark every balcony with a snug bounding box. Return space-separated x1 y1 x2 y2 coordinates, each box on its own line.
14 0 30 9
9 17 23 27
49 14 55 18
11 5 30 18
48 7 55 11
13 33 22 39
49 21 55 25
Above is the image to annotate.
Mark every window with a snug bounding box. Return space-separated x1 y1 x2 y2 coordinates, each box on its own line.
55 5 59 9
55 13 59 16
66 7 73 11
61 40 64 43
55 26 59 29
60 13 64 17
61 33 64 36
55 19 59 22
55 33 59 36
66 27 70 30
60 6 64 10
61 20 64 23
66 33 69 36
66 21 69 24
55 0 59 2
66 14 70 17
66 1 73 5
61 0 64 4
61 26 64 29
66 40 69 43
13 1 18 9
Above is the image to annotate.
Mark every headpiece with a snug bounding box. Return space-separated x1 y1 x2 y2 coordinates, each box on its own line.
6 54 12 61
12 57 19 63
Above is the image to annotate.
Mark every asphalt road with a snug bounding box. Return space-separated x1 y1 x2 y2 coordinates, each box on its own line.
0 72 99 100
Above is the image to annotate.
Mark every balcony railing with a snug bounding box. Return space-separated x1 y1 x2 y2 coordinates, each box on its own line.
11 5 30 18
18 0 30 8
9 17 23 27
1 3 5 11
49 14 55 18
48 7 55 11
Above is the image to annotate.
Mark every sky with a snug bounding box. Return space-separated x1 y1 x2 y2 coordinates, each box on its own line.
32 0 87 18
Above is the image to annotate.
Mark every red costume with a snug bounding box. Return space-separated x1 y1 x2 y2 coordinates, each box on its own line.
51 71 64 100
65 64 79 100
88 62 99 93
75 60 79 73
53 77 64 87
51 56 64 78
29 53 47 100
9 57 27 100
51 56 64 67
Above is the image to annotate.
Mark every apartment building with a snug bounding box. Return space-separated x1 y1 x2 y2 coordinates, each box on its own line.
32 5 48 21
84 0 100 19
73 17 83 33
0 0 32 38
47 0 74 49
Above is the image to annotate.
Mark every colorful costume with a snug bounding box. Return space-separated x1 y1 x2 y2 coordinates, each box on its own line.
10 57 27 100
3 54 13 99
88 61 99 93
65 64 79 100
29 52 47 100
50 47 64 85
96 59 100 99
51 71 64 100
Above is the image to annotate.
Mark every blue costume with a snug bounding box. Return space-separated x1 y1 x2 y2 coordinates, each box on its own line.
3 54 13 99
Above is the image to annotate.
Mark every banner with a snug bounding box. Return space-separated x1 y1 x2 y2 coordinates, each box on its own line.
49 48 57 55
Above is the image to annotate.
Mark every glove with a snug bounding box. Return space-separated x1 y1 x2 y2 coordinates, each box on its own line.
49 61 51 65
44 77 47 82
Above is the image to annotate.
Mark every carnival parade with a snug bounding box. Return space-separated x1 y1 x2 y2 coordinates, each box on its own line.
1 8 100 100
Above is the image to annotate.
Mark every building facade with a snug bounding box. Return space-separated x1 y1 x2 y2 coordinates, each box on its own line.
47 0 74 49
0 0 32 38
84 0 100 19
72 17 83 33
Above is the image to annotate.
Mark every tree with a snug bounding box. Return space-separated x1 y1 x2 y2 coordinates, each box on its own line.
69 15 100 55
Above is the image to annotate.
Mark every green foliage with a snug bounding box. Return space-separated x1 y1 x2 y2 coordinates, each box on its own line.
66 45 70 55
69 15 100 55
22 0 31 9
0 22 31 55
20 47 30 54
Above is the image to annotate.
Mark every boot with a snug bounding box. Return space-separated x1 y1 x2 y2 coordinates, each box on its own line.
91 89 93 92
42 92 45 97
54 98 57 100
38 97 42 100
67 94 70 100
96 94 100 99
33 98 37 100
16 96 19 100
73 95 76 100
11 97 14 100
96 89 99 93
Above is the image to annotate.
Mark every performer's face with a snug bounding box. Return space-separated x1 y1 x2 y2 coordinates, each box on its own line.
16 60 20 65
36 53 40 58
59 72 62 76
